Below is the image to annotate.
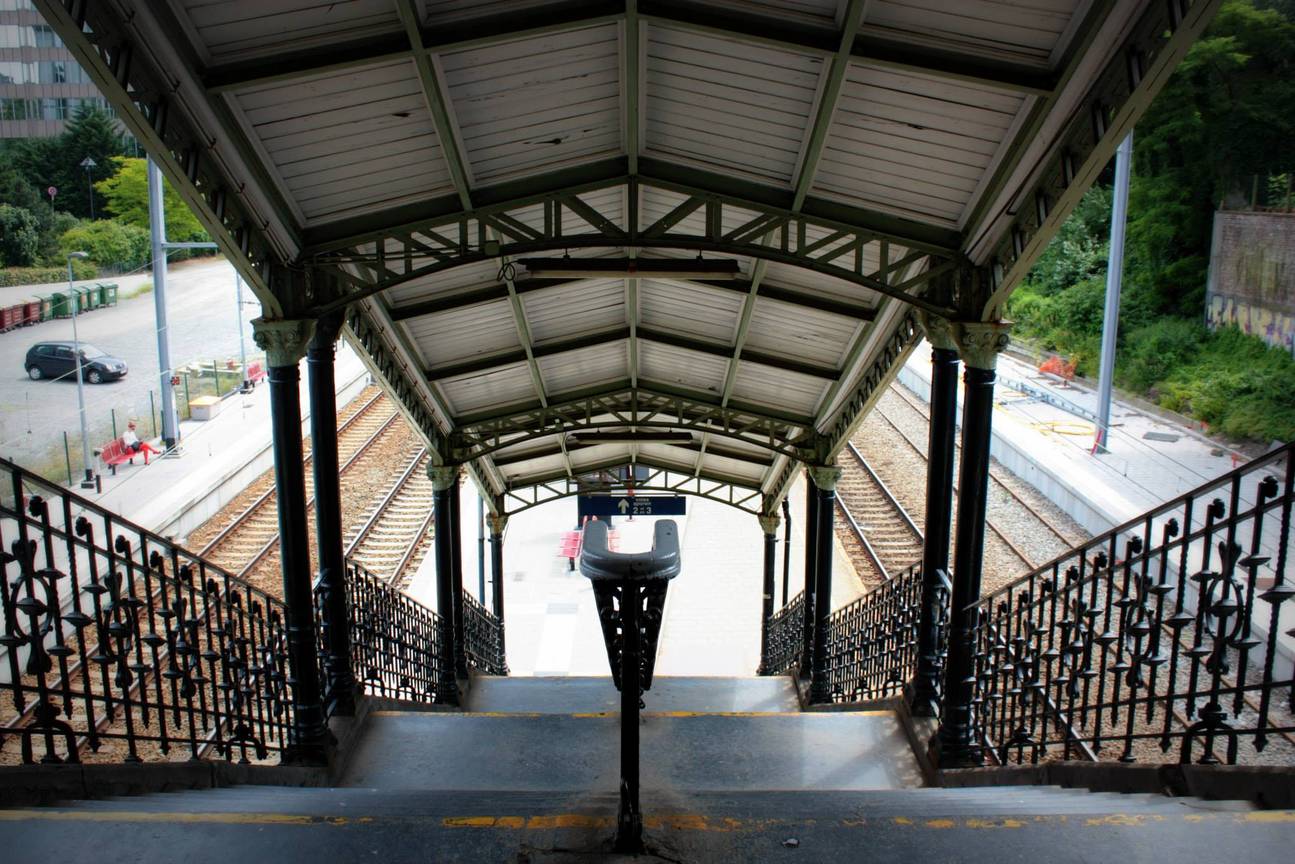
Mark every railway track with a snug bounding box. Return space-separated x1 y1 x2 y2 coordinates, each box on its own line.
197 390 398 578
343 447 435 586
836 441 924 580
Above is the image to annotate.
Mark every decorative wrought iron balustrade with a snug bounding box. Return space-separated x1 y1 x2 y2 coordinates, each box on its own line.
344 561 447 704
761 591 805 676
821 565 927 704
0 459 294 765
964 443 1294 765
462 591 507 675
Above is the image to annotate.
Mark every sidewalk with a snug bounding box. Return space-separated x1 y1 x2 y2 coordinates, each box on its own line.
77 341 368 537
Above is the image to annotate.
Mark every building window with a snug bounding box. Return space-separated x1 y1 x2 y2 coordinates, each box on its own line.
32 24 62 48
0 97 36 121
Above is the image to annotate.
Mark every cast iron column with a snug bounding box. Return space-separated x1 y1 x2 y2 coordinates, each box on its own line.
488 510 508 655
429 465 460 705
936 322 1010 767
781 497 792 607
757 512 779 674
911 315 960 718
449 469 468 679
307 311 356 717
253 318 329 764
800 470 820 677
808 465 842 703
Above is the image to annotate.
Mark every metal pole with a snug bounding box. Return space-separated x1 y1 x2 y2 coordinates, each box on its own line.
235 272 250 390
477 495 486 603
758 514 777 674
450 472 467 679
800 473 819 677
147 157 179 449
1095 132 1132 453
616 577 643 853
781 497 791 607
808 467 839 704
430 467 460 705
67 256 93 489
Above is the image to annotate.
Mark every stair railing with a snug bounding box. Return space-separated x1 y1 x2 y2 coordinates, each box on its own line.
962 443 1294 765
462 590 507 675
762 591 806 676
342 560 448 705
0 458 295 765
820 564 927 704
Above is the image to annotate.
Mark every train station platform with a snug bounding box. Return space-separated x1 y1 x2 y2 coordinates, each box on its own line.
74 341 368 540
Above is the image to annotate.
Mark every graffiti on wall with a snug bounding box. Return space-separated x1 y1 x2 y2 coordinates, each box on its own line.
1205 293 1295 355
1206 211 1295 355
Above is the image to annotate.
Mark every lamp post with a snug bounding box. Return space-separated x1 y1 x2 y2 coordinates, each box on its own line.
66 251 95 489
79 156 96 219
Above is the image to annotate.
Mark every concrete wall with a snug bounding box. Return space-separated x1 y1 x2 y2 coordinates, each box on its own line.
1205 210 1295 354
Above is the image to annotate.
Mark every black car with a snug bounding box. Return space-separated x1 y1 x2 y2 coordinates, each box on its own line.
25 341 128 384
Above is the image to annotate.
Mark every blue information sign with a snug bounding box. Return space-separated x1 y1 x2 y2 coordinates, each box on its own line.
577 495 687 518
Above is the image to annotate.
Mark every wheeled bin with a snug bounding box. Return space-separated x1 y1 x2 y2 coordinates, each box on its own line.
48 291 70 318
36 295 53 321
22 300 40 325
99 283 118 306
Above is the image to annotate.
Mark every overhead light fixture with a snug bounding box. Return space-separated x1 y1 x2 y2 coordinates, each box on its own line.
518 257 741 280
567 432 695 445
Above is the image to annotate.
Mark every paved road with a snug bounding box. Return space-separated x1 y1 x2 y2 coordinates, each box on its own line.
0 257 260 469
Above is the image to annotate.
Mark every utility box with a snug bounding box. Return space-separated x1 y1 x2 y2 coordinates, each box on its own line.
188 395 222 421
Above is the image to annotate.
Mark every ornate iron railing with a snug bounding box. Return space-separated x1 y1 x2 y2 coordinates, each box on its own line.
762 591 805 676
344 561 447 704
462 591 507 675
821 565 927 704
0 459 294 765
964 443 1295 765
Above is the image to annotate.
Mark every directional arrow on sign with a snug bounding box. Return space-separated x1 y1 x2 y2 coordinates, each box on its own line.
617 498 630 514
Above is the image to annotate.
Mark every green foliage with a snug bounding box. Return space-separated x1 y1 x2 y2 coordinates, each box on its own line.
60 220 150 270
4 105 129 220
1156 328 1295 441
1026 186 1112 297
1116 319 1207 393
0 204 40 266
95 157 209 244
0 259 95 288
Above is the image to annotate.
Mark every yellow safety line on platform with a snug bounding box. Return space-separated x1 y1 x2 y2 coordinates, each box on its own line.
2 809 1288 830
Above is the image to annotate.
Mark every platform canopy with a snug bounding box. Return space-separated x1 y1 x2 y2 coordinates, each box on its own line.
38 0 1219 515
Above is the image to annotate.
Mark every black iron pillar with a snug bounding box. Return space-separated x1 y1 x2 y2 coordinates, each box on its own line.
800 470 819 676
428 465 460 705
757 512 779 674
488 509 508 653
306 310 356 717
579 520 681 854
911 315 960 718
808 465 842 704
781 497 792 607
936 322 1010 767
449 468 468 679
253 318 330 764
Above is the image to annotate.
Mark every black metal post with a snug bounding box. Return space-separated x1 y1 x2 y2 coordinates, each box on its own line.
307 312 355 717
618 581 642 852
911 342 959 718
757 513 778 674
809 466 840 703
937 324 1006 767
449 470 468 679
800 472 819 677
781 497 792 607
489 510 507 657
255 319 329 764
429 466 459 705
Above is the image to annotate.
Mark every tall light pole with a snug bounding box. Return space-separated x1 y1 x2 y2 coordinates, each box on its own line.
79 156 97 219
1095 132 1133 454
67 251 95 489
236 271 250 391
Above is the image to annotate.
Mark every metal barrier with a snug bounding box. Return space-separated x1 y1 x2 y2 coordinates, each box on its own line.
462 590 507 676
343 560 448 705
0 458 295 764
965 443 1294 765
762 591 805 676
821 564 929 705
580 519 681 853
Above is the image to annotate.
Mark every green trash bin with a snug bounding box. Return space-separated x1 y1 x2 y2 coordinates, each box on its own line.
48 291 70 318
89 284 105 308
100 283 118 306
73 286 92 313
37 295 54 321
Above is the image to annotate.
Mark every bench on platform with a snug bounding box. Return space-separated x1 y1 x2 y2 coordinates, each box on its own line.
558 526 618 570
96 438 159 474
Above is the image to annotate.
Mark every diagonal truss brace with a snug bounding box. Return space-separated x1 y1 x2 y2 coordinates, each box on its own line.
500 462 763 517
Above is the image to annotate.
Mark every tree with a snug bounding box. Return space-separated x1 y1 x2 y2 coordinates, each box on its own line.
95 157 209 243
0 204 40 266
60 220 150 270
12 104 128 220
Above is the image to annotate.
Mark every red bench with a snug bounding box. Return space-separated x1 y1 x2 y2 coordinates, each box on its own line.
96 438 161 474
558 526 618 570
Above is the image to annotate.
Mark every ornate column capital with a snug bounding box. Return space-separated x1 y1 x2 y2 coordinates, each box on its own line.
757 513 781 535
427 464 459 491
953 321 1012 370
487 512 509 535
310 309 345 349
916 311 959 352
807 465 842 492
252 318 315 367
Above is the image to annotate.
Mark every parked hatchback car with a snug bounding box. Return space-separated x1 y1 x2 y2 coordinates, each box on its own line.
25 341 128 384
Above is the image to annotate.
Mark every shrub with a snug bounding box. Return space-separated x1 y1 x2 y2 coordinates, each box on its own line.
0 259 96 287
0 204 40 266
1117 318 1207 392
60 219 150 270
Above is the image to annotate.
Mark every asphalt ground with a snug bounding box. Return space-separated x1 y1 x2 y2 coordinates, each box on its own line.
0 257 256 471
